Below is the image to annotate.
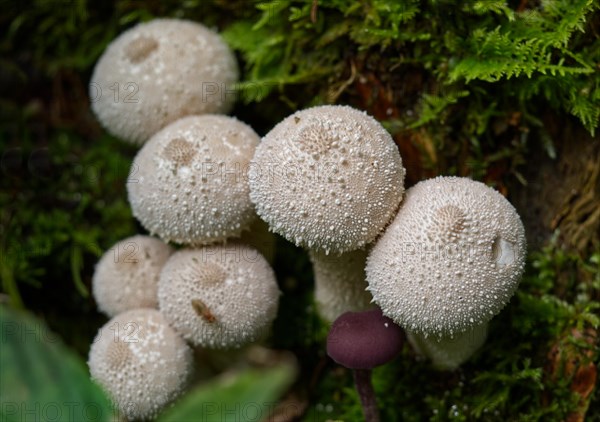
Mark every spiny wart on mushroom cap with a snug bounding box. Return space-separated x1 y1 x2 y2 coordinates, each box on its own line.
92 235 173 317
127 115 260 245
88 309 193 420
157 245 280 349
90 18 238 145
310 249 374 323
249 105 405 254
366 176 527 338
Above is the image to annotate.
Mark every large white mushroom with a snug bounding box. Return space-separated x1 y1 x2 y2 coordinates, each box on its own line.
249 105 405 254
88 309 193 420
158 244 280 349
366 176 526 368
309 249 374 323
90 18 238 144
127 115 260 245
92 235 173 317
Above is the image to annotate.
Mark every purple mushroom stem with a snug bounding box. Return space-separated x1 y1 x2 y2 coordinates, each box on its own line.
326 308 404 422
353 368 379 422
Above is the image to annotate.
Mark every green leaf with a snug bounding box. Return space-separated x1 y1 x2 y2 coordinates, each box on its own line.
0 306 114 422
158 365 295 422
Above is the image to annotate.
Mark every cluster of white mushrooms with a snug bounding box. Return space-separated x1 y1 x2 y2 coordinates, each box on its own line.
88 19 279 420
88 17 527 421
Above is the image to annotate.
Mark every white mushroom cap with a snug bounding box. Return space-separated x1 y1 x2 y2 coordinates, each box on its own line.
127 115 260 245
309 249 374 323
92 235 173 317
366 176 526 338
407 323 488 370
157 244 280 349
88 309 193 420
90 18 238 145
249 105 405 254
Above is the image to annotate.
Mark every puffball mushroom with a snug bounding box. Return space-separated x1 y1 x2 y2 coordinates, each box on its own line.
127 115 260 245
92 235 173 317
366 176 526 367
309 249 374 323
249 105 405 254
327 308 404 422
158 244 280 349
90 18 238 145
88 309 193 420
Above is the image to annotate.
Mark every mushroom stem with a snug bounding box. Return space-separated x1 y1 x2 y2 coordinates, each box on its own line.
191 299 216 323
406 323 488 370
353 369 380 422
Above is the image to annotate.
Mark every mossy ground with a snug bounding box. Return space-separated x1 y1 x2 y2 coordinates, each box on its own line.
1 1 598 421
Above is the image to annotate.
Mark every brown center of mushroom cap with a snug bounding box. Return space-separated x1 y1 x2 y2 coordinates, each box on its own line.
162 137 197 167
427 204 467 243
187 260 227 285
294 123 339 157
327 308 404 369
124 36 159 63
105 340 131 371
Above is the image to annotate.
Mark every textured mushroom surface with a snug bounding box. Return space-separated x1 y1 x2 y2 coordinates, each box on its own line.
310 249 374 323
249 105 405 254
92 235 173 317
327 308 404 369
88 309 193 420
158 245 280 349
367 176 527 338
407 323 488 370
90 18 238 144
127 115 260 245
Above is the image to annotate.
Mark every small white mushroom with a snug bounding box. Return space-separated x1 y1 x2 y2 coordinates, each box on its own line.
127 115 260 245
157 244 280 349
88 309 193 420
90 18 238 145
249 105 405 254
367 176 526 341
406 323 488 370
309 249 374 323
92 235 173 317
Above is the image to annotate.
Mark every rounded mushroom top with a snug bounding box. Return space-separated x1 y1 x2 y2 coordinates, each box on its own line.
327 308 404 369
92 235 173 317
88 309 193 420
127 115 260 245
158 245 280 349
366 176 527 338
90 18 238 144
249 105 405 254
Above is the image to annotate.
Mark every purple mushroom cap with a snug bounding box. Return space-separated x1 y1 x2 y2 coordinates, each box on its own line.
327 308 404 369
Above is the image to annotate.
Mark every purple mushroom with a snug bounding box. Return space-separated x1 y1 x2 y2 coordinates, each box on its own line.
327 308 404 422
